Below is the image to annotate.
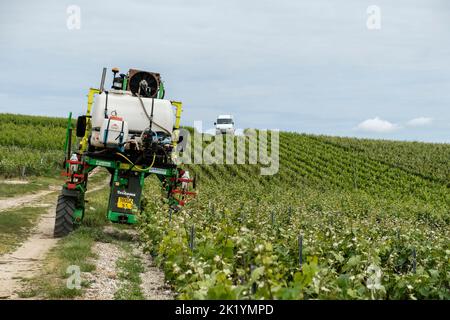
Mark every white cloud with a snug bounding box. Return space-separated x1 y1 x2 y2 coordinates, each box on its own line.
356 117 400 133
0 1 449 142
406 117 433 127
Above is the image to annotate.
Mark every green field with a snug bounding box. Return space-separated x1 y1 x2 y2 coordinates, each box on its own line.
140 131 449 300
0 114 72 177
1 113 449 300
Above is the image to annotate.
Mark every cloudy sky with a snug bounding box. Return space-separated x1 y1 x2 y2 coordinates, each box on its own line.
0 0 449 142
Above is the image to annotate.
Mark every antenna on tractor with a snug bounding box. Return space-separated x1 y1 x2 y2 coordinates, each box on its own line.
100 67 107 93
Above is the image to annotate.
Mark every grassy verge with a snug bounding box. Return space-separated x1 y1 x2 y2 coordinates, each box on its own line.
0 167 108 200
114 243 145 300
18 227 98 299
18 187 110 299
17 171 152 299
0 169 109 257
0 205 49 255
0 176 61 199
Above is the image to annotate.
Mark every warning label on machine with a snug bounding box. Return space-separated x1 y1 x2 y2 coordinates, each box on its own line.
117 197 133 209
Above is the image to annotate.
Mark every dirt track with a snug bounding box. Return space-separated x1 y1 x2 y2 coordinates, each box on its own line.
0 187 59 212
0 182 105 299
0 178 172 300
0 204 57 298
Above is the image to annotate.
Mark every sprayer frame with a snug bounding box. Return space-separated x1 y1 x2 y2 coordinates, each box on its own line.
57 84 193 234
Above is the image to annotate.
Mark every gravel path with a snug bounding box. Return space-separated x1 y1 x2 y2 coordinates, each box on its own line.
79 227 173 300
79 242 122 300
133 246 173 300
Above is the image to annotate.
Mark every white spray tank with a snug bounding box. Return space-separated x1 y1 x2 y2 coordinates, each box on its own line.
90 73 175 150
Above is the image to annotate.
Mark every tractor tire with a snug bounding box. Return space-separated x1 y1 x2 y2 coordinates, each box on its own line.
192 174 197 189
53 195 76 238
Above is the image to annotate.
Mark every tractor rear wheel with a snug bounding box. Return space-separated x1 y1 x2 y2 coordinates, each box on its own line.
53 195 76 238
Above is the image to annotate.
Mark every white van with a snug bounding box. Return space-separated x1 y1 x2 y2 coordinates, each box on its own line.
215 115 235 135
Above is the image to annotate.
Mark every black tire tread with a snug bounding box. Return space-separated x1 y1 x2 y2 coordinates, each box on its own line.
53 195 76 238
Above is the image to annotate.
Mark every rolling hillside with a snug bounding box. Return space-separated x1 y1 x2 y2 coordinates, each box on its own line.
141 130 449 299
1 113 449 299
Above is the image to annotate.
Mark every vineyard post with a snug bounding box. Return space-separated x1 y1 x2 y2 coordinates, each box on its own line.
250 264 257 294
189 225 195 251
240 255 246 284
412 248 416 274
298 234 303 270
21 166 26 177
271 210 275 226
169 208 172 222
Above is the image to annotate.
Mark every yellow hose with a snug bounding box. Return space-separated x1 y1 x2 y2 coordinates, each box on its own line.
115 152 156 172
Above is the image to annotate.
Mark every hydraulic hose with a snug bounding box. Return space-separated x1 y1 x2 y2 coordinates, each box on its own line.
136 94 171 135
115 152 156 172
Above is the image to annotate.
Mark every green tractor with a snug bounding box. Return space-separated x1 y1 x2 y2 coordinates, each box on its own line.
54 67 196 237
